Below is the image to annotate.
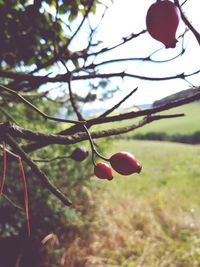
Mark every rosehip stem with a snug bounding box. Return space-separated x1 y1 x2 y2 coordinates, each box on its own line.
82 124 109 165
94 150 109 162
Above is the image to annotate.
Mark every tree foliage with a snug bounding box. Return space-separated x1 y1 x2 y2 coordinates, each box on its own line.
0 0 97 67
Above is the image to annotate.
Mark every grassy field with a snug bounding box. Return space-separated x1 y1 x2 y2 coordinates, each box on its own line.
91 102 200 137
51 103 200 267
46 101 200 266
56 139 200 267
131 102 200 136
105 140 200 204
44 103 200 266
84 140 200 267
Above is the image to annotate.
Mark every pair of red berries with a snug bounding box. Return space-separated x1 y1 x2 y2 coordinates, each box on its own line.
94 152 142 180
70 147 142 180
146 0 180 48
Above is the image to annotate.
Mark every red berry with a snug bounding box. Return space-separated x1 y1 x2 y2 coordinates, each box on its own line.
94 162 113 180
71 147 89 161
110 152 142 176
146 0 180 48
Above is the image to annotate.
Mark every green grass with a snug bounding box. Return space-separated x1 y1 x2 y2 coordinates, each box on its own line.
86 140 200 266
91 102 200 136
51 139 200 267
102 140 200 209
131 102 200 136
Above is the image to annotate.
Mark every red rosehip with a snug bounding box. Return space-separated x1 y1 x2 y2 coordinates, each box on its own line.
109 152 142 176
146 0 180 48
94 162 113 180
71 147 89 161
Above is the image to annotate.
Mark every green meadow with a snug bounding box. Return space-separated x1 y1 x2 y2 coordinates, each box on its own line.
91 102 200 137
88 140 200 266
54 103 200 266
131 102 200 136
79 102 200 266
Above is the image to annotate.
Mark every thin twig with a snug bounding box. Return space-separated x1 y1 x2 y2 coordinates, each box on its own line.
67 79 84 121
174 0 200 46
99 87 138 118
89 113 185 138
84 43 185 70
0 106 18 124
5 134 72 206
2 193 23 210
0 84 85 125
33 155 70 163
59 59 84 121
68 69 200 83
82 124 108 165
1 63 199 86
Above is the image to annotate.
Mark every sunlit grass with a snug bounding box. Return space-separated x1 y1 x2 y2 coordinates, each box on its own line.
51 140 200 266
91 102 200 136
85 140 200 266
130 102 200 136
102 140 200 210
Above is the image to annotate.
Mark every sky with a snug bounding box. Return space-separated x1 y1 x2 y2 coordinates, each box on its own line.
88 0 200 107
58 0 200 109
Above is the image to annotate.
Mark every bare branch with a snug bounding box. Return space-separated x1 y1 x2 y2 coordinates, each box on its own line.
174 0 200 46
18 87 200 152
83 43 186 70
68 70 200 83
0 113 184 150
0 84 85 125
4 134 72 206
74 87 200 127
80 30 147 61
89 113 185 138
2 66 200 89
59 59 84 121
99 87 138 118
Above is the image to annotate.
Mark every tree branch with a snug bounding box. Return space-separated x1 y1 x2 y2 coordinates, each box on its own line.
0 84 85 125
16 87 200 152
99 87 138 118
0 113 184 151
1 66 200 90
4 134 72 206
174 0 200 46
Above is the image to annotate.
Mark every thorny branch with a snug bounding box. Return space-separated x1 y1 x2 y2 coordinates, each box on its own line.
0 86 199 153
1 68 200 90
174 0 200 46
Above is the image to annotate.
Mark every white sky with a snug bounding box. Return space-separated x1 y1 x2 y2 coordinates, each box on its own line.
57 0 200 109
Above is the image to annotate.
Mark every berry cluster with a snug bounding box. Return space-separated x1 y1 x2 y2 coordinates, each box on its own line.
94 152 142 181
71 146 142 181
